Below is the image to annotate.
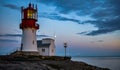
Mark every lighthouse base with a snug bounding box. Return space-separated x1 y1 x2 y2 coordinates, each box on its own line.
21 51 39 55
11 51 39 56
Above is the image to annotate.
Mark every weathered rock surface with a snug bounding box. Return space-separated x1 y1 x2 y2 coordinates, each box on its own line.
0 55 110 70
0 61 49 70
0 60 110 70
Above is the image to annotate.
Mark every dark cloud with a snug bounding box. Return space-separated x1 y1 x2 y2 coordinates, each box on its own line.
0 33 50 38
90 40 104 43
39 13 80 24
78 15 120 36
108 0 120 15
2 4 20 10
75 0 120 36
78 28 119 36
38 0 100 14
0 34 22 37
1 0 119 36
81 29 113 36
38 0 120 36
97 40 104 42
0 39 18 42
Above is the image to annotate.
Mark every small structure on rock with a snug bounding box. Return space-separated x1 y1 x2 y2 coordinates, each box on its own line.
37 38 55 56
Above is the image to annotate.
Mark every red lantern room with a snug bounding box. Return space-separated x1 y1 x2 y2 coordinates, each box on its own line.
20 3 39 29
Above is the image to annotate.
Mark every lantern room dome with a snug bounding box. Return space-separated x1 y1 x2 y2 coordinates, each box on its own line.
21 3 38 20
20 3 39 29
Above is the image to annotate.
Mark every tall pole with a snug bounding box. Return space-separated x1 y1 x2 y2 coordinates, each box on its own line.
64 42 67 57
65 47 66 57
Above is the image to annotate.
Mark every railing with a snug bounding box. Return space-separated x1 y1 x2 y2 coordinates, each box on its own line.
20 23 39 29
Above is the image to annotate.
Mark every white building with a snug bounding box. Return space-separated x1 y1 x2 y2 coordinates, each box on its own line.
37 38 55 56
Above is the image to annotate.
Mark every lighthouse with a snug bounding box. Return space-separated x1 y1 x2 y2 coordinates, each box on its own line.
20 3 39 55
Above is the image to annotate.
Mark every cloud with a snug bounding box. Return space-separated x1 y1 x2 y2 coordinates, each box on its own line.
38 0 98 14
0 33 50 38
78 28 116 36
0 34 22 37
0 39 18 42
2 4 20 10
78 15 120 36
97 40 104 42
77 29 116 36
39 0 120 36
90 40 104 43
2 0 118 36
39 13 81 24
73 0 120 36
2 2 81 24
84 29 113 36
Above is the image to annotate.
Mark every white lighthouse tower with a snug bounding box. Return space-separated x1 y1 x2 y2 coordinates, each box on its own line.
20 3 39 55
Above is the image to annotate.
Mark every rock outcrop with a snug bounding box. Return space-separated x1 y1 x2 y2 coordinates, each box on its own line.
0 55 110 70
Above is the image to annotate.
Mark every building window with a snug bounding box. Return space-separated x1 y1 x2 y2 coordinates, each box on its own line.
42 49 45 52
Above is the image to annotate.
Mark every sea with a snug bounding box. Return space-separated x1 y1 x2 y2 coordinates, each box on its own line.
71 57 120 70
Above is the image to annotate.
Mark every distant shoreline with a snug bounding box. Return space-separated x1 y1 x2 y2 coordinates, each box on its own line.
71 56 120 57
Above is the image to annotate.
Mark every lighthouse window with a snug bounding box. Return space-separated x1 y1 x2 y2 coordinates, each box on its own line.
33 13 35 18
35 12 37 19
52 49 54 53
27 10 33 18
33 40 34 44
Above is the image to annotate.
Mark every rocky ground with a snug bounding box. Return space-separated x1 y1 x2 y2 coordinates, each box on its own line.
0 60 110 70
0 55 110 70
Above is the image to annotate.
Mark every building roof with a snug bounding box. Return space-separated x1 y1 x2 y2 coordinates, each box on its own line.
42 38 54 41
37 40 50 48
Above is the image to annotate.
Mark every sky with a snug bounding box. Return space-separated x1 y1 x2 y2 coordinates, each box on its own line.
0 0 120 56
